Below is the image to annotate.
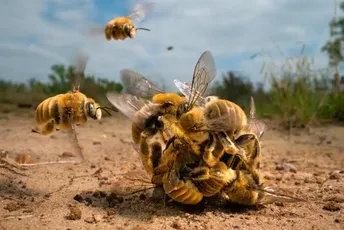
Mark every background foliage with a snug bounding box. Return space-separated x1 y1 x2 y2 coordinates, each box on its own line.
1 5 344 127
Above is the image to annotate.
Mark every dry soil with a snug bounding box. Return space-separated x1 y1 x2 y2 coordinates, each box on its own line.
0 114 344 230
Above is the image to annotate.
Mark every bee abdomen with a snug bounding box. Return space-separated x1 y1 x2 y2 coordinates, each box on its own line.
195 179 224 197
165 180 203 205
35 96 60 126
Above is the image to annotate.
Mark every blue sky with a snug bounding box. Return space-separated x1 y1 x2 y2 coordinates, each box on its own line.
0 0 339 91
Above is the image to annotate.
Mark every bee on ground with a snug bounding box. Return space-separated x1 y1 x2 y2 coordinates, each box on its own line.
90 2 155 41
111 147 304 206
106 69 186 174
106 50 216 173
30 53 116 165
174 76 267 169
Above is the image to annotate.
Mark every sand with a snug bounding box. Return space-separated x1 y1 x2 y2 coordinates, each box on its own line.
0 114 343 230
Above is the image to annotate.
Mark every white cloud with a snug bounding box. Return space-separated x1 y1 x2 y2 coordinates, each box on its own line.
0 0 337 91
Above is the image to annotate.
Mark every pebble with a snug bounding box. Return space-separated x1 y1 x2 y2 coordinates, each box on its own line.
67 205 82 220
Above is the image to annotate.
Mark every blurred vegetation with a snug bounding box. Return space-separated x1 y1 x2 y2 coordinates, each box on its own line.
209 2 344 128
2 3 344 128
0 64 123 116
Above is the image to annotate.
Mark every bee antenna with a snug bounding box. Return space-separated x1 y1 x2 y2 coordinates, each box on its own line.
103 106 118 112
136 27 151 32
96 107 116 116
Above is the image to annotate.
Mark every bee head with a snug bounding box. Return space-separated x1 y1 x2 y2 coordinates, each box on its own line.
152 93 188 117
123 24 135 38
85 102 100 120
176 102 188 119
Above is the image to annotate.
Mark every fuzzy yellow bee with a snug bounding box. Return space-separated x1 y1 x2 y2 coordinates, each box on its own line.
32 53 116 164
106 50 217 175
91 2 155 41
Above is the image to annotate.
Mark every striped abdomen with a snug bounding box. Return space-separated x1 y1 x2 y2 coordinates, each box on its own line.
34 92 88 135
204 99 247 139
163 173 203 205
194 162 236 197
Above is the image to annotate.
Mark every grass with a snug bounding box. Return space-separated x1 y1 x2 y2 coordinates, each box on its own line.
1 52 344 128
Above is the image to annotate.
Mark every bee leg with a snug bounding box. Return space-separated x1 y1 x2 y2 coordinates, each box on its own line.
234 133 261 169
159 130 168 144
152 174 164 185
150 141 162 170
31 129 40 134
218 133 261 185
202 134 224 167
217 133 239 154
187 166 211 181
139 130 155 175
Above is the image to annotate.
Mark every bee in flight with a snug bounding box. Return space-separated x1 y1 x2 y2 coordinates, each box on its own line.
31 53 116 165
91 2 155 41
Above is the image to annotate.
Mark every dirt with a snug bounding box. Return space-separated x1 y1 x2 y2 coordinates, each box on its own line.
0 114 344 230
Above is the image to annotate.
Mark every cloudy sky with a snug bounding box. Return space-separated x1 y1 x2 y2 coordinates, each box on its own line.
0 0 338 90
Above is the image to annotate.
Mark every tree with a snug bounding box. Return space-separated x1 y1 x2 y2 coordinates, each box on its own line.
321 1 344 97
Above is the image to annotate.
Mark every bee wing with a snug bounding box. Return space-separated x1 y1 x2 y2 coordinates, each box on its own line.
188 50 217 110
256 186 306 205
73 53 89 92
165 161 181 193
174 79 206 106
245 96 268 139
106 92 149 120
127 2 156 23
112 170 158 196
120 68 165 99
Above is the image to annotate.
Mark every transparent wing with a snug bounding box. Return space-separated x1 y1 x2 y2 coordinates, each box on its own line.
106 92 149 120
73 53 89 92
188 50 217 110
173 79 207 107
120 69 164 99
127 2 156 23
256 185 306 205
111 170 158 196
245 97 268 139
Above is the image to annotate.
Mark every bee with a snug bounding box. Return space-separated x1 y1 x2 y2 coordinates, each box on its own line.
91 2 155 41
106 71 187 174
111 144 304 206
174 75 267 168
32 53 116 164
217 166 304 206
107 50 216 172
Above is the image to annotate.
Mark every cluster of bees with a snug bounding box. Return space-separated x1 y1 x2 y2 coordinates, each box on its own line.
105 50 301 206
3 2 303 207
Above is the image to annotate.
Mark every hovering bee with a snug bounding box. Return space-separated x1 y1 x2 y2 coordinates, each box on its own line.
91 2 155 41
32 53 116 164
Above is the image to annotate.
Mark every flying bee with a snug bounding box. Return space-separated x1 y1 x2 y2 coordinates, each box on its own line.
90 2 155 41
31 53 116 165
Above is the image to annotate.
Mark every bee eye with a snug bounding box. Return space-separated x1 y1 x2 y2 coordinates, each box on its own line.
184 103 188 111
123 24 131 34
87 103 96 118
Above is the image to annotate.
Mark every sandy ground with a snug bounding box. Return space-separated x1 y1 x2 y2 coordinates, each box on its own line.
0 113 344 230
